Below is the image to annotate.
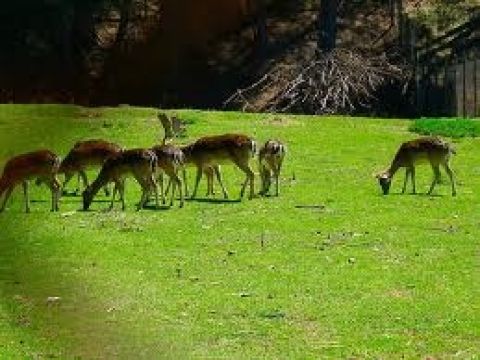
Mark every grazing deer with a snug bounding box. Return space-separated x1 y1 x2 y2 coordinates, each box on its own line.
60 139 122 195
376 136 457 196
0 150 61 213
151 144 185 207
82 149 159 211
181 134 256 199
258 140 286 196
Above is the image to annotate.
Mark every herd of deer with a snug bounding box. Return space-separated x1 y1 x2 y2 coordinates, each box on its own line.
0 115 288 213
0 113 457 213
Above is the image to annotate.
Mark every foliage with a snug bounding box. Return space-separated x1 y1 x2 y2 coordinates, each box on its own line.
408 0 478 33
410 118 480 138
0 105 479 358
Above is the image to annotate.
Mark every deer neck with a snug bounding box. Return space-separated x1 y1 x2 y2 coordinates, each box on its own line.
386 161 401 178
89 171 110 197
0 175 8 196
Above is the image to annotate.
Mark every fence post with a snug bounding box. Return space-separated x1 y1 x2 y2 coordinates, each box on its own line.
463 50 467 118
473 55 478 117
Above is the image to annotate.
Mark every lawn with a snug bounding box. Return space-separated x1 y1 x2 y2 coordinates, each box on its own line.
0 105 479 359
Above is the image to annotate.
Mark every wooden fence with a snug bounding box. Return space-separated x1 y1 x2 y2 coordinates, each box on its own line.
413 13 480 118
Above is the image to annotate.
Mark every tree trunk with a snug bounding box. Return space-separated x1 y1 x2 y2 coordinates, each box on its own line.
318 0 339 52
71 2 98 105
252 0 268 60
395 0 404 45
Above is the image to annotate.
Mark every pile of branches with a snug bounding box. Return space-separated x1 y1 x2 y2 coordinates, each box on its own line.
224 48 410 114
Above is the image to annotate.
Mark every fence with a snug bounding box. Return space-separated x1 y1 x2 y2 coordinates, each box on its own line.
413 13 480 118
416 55 480 118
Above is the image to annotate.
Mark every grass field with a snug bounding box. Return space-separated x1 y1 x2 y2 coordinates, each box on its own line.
0 105 479 359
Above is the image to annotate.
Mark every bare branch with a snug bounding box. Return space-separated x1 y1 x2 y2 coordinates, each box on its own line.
224 48 410 114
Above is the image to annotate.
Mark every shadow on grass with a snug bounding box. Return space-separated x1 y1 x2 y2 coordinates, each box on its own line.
141 204 173 211
388 192 445 197
186 197 242 204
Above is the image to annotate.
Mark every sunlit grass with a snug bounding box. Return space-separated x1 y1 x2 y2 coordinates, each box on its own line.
410 118 480 138
0 105 479 358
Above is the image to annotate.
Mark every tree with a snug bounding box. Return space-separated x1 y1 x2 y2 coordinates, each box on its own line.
317 0 339 52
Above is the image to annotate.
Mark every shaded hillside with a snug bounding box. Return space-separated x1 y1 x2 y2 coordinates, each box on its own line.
1 0 477 111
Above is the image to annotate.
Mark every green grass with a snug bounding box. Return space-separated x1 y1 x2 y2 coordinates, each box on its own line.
410 118 480 138
0 105 479 359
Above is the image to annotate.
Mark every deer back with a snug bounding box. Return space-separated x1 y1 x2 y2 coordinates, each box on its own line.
61 140 122 172
2 150 60 181
393 137 453 167
183 134 255 166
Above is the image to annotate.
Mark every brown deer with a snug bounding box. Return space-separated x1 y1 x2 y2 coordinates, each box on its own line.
82 149 159 211
60 139 122 195
376 136 457 196
157 113 229 199
0 150 61 213
258 140 286 196
151 144 185 207
181 134 256 199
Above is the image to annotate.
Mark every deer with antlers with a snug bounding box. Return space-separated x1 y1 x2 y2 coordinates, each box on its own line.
376 136 457 196
258 139 286 196
82 148 159 211
0 150 61 213
60 139 123 196
151 144 186 207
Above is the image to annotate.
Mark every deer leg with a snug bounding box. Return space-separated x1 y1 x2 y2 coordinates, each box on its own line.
205 168 214 196
442 162 457 196
22 181 30 213
410 167 416 194
213 165 229 199
0 186 13 212
133 176 148 211
76 170 89 194
118 180 126 211
158 172 166 204
274 168 281 197
191 166 203 199
150 174 160 209
235 160 254 200
109 181 119 211
47 176 61 212
62 172 74 195
169 174 177 207
402 168 410 194
260 168 271 196
54 176 61 211
156 171 166 204
179 168 188 197
176 174 184 208
258 167 266 196
427 165 441 195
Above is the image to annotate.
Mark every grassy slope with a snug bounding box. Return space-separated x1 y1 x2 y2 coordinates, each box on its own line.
0 105 479 359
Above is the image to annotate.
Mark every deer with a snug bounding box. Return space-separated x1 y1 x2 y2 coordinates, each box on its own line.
376 136 457 196
157 112 228 199
0 150 61 213
151 144 185 208
59 139 123 196
180 134 257 200
82 148 159 211
258 140 286 196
